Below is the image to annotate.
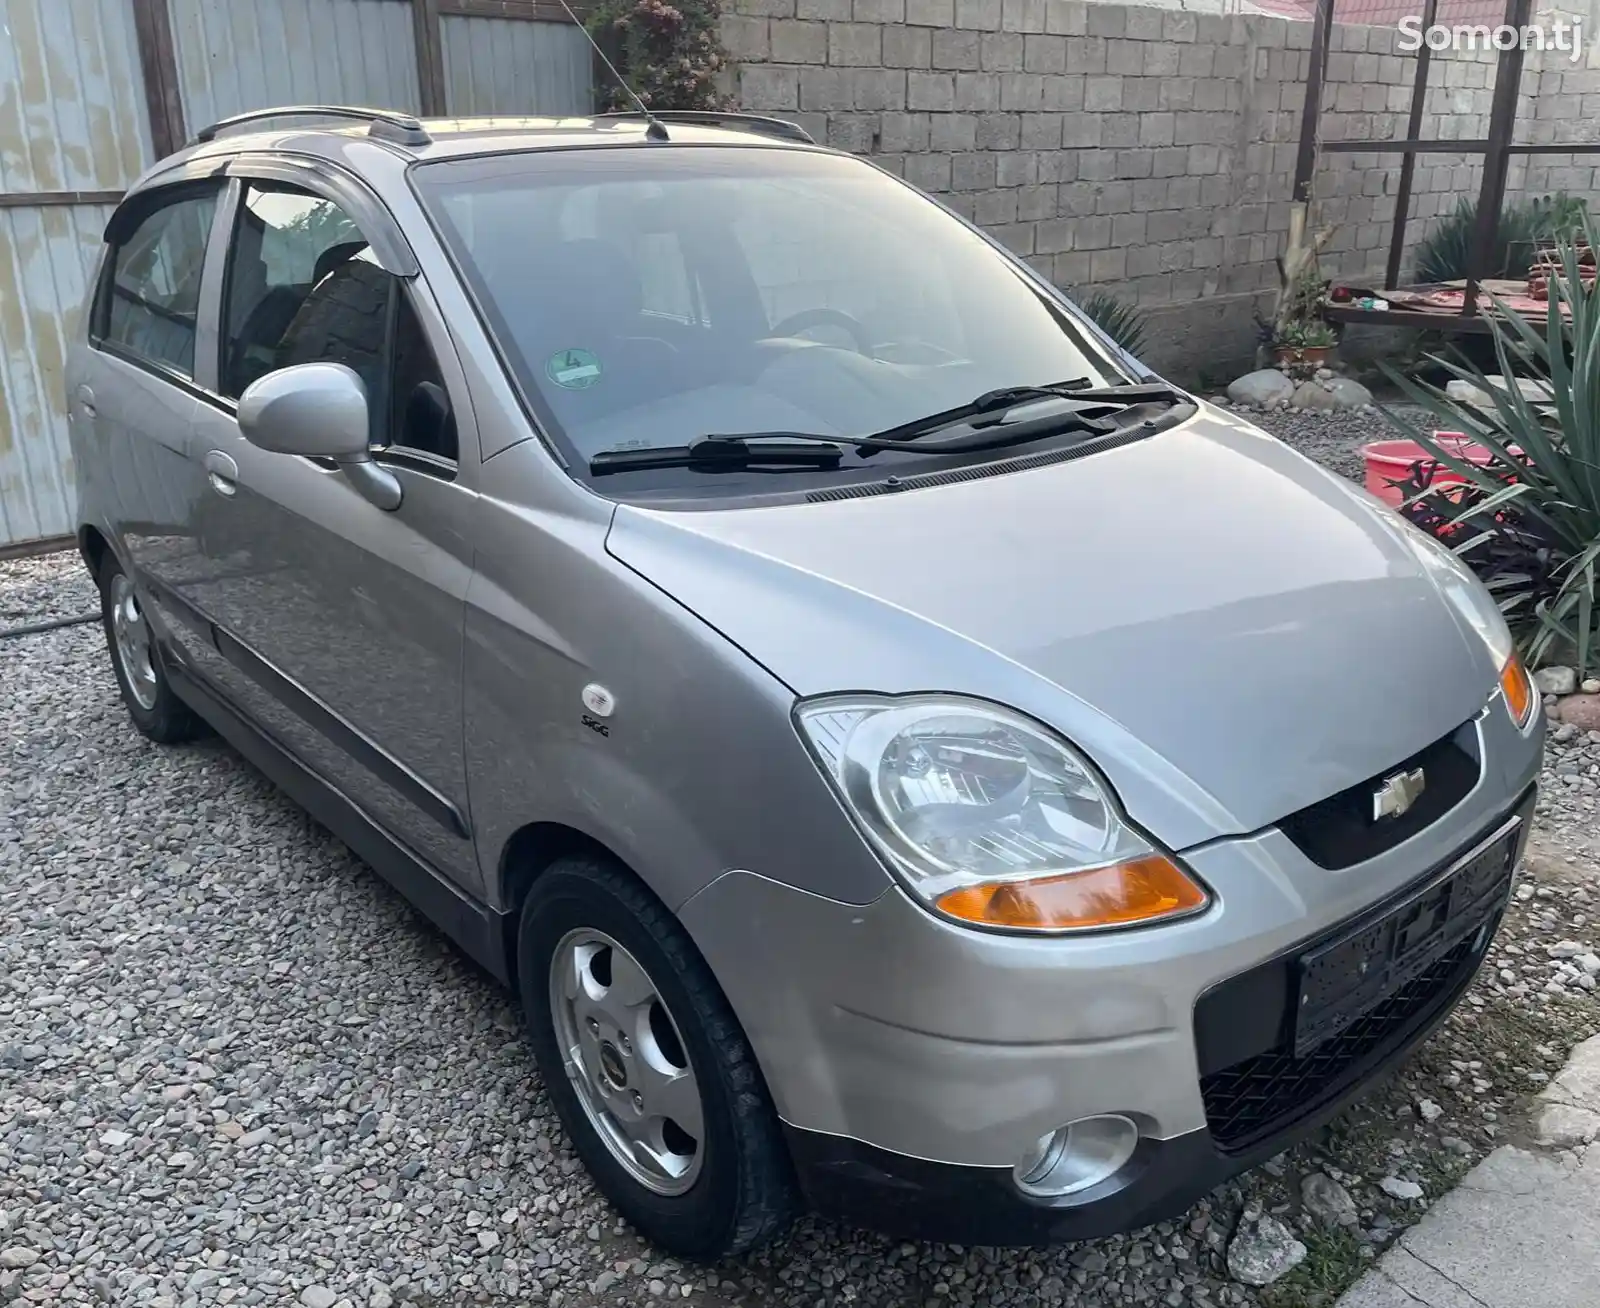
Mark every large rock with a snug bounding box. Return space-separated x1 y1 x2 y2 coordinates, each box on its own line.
1227 1211 1307 1285
1536 665 1578 695
1323 376 1373 408
1302 1172 1359 1226
1551 691 1600 730
1291 380 1342 410
1228 369 1295 408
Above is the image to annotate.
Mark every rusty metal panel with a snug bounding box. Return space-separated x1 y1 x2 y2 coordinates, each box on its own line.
440 14 593 116
0 0 154 195
0 203 113 548
167 0 424 133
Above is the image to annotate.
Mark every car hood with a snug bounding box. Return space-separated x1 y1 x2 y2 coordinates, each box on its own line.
605 408 1498 850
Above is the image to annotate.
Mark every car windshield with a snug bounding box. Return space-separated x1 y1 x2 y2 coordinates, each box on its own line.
412 145 1131 470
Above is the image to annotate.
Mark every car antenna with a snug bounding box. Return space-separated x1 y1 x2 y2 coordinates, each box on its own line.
556 0 670 140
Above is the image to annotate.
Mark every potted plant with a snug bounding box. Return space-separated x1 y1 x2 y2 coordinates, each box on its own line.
1272 319 1338 369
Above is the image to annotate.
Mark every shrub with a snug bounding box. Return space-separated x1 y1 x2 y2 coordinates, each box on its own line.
1070 289 1150 357
1413 192 1588 285
588 0 730 113
1381 215 1600 673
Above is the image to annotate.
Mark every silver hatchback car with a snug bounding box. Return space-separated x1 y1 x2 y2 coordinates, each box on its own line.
69 105 1542 1259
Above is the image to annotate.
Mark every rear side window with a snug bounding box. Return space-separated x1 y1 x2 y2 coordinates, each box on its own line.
99 188 218 377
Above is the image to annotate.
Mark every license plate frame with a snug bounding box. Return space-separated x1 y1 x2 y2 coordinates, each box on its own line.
1292 815 1520 1058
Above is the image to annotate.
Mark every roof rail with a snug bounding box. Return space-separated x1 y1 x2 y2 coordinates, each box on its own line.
594 110 815 145
193 105 432 148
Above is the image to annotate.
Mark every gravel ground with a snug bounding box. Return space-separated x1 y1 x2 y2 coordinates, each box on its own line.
4 465 1600 1308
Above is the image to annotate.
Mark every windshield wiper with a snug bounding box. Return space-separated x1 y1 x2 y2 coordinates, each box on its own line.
590 434 849 475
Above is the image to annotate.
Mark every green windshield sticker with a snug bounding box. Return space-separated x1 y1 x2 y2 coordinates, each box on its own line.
547 348 602 390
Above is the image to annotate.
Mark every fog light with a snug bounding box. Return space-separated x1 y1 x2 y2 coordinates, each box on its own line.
1013 1115 1139 1198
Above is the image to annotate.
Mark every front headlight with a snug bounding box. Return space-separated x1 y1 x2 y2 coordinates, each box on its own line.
1403 525 1536 729
795 694 1209 933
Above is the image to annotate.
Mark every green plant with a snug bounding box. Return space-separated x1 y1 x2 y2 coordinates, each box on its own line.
1277 320 1338 349
1070 289 1149 356
1381 214 1600 673
588 0 731 112
1414 192 1589 284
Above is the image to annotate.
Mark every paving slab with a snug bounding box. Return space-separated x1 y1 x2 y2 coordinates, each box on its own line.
1337 1035 1600 1308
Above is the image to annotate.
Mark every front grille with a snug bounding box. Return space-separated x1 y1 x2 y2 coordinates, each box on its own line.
1199 932 1483 1153
1278 722 1480 870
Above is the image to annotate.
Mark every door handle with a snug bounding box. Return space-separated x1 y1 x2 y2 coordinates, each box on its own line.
75 384 96 418
204 450 239 497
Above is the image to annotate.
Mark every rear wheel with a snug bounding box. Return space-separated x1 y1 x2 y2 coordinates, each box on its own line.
99 558 205 744
518 854 796 1259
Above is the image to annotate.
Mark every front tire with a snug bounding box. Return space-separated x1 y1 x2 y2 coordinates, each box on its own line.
99 557 205 744
518 855 796 1259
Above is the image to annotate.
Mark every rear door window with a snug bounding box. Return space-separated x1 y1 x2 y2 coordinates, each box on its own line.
99 187 220 377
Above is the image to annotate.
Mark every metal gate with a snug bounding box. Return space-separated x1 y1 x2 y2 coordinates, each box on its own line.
0 0 594 554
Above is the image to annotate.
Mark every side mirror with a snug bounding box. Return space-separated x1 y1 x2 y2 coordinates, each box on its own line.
237 363 401 510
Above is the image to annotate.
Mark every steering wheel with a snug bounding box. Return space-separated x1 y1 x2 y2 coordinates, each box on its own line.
768 308 873 356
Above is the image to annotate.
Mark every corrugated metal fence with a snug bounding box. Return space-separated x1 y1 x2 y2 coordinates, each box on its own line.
0 0 594 553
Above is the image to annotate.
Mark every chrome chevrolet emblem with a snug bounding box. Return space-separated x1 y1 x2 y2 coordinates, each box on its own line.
1373 767 1426 821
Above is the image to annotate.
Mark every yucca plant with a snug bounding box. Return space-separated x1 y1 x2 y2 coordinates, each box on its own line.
1380 214 1600 673
1414 192 1588 284
1070 289 1150 357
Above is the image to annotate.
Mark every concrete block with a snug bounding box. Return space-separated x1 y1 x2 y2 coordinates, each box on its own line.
878 110 931 150
1214 44 1248 78
1019 112 1063 148
1132 177 1168 211
1045 0 1087 35
943 193 976 219
1060 111 1103 147
797 0 851 18
1152 145 1187 177
1024 34 1068 74
975 111 1021 149
931 112 978 150
954 72 1001 109
1100 113 1140 147
1035 216 1075 253
828 22 882 65
1193 79 1229 111
1089 246 1126 281
1075 214 1112 249
1084 75 1123 111
953 0 1002 30
853 0 904 19
996 149 1038 186
1094 179 1133 214
933 28 982 69
1174 112 1217 147
989 222 1034 255
981 31 1024 70
1017 181 1057 218
903 152 952 191
904 0 952 23
1105 37 1143 76
1065 35 1107 74
723 15 771 60
1143 42 1180 78
1192 236 1222 267
999 73 1046 110
740 65 800 110
770 18 827 62
1111 211 1146 245
1162 11 1197 43
883 24 932 65
1085 4 1124 38
1124 5 1163 40
948 151 997 191
1137 112 1175 147
1186 143 1220 175
853 69 907 110
1057 179 1099 213
1042 72 1085 110
1037 149 1078 182
1157 77 1195 111
871 151 906 176
974 188 1019 224
800 67 855 110
1167 175 1201 207
1053 250 1094 286
825 113 878 152
907 71 956 109
1127 243 1164 277
1116 147 1155 179
1075 147 1118 179
1000 0 1045 30
739 0 796 13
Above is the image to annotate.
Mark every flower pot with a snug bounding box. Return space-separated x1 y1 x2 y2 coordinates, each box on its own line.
1273 344 1333 368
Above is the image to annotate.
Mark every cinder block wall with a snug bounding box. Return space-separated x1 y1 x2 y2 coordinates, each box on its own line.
722 0 1600 379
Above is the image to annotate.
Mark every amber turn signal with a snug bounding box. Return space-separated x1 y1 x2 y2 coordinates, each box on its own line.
1500 652 1535 728
934 854 1208 931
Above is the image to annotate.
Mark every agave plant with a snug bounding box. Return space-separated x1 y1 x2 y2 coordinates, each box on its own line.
1414 192 1588 284
1069 289 1150 357
1380 215 1600 673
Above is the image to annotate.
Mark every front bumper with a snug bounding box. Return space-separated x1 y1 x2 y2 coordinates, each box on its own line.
679 698 1541 1243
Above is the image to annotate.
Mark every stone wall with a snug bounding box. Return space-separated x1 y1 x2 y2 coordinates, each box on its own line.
721 0 1600 378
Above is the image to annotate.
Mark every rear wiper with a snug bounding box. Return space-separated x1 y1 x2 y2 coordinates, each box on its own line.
590 434 848 475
